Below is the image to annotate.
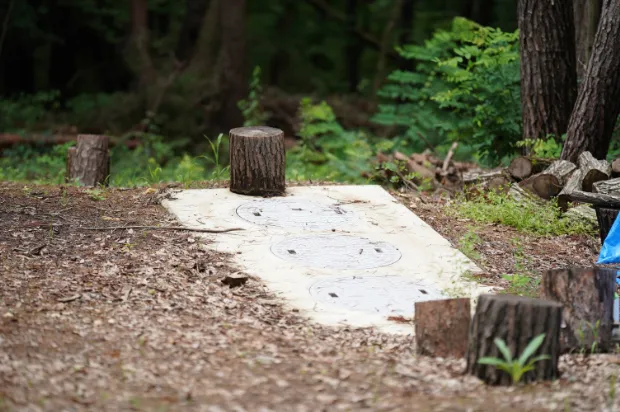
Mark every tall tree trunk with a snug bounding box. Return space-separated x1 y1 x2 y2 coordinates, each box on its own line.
373 0 403 95
561 0 620 162
126 0 156 91
518 0 577 143
573 0 601 81
216 0 247 131
345 0 361 92
399 0 416 71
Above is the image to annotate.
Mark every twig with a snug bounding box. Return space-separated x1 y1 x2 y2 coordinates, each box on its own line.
76 226 244 233
416 131 437 154
392 168 426 203
441 141 459 174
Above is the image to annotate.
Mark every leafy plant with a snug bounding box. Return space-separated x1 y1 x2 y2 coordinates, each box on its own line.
198 133 230 180
374 17 521 165
450 190 596 236
478 333 550 384
516 136 564 159
238 66 270 127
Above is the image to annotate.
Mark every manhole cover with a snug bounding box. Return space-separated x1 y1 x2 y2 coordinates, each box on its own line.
236 198 355 230
271 235 401 269
309 275 445 316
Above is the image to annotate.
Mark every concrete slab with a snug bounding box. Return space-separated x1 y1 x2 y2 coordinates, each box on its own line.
163 185 492 334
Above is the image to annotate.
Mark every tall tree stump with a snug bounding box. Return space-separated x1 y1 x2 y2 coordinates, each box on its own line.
594 206 620 244
66 134 110 187
229 126 285 196
415 298 471 358
541 267 616 353
466 294 562 385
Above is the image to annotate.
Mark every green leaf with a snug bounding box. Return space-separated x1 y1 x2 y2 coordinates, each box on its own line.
517 333 546 366
494 338 513 362
478 357 507 366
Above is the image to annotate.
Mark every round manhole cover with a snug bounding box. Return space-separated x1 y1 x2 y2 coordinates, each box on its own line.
236 198 355 230
271 235 401 269
309 275 445 316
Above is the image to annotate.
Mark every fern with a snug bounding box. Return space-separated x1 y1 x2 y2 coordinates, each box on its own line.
374 17 521 164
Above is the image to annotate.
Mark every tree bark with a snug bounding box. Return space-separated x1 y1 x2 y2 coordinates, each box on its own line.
65 147 77 183
229 126 285 196
415 298 471 358
540 267 616 353
573 0 601 80
466 294 562 385
518 0 577 142
594 206 620 243
68 135 110 187
561 0 620 162
558 169 583 210
593 178 620 195
126 0 156 92
215 0 247 132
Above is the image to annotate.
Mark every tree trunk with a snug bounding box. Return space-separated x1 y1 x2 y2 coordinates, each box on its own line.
68 135 110 187
65 147 77 183
399 0 416 71
215 0 247 131
229 126 285 196
594 206 620 244
346 0 361 93
466 294 562 385
573 0 601 80
126 0 156 92
518 0 577 142
561 0 620 162
415 298 471 358
540 267 616 353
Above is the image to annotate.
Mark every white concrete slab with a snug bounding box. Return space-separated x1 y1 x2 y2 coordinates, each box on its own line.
163 185 492 334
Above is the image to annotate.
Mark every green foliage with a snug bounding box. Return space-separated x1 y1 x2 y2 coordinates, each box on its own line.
374 17 521 164
238 66 270 127
458 227 483 261
501 238 539 297
515 136 564 159
0 91 61 132
286 98 377 182
451 190 595 236
478 333 550 385
0 142 73 184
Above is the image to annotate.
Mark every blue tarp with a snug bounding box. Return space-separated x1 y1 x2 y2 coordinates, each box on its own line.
598 212 620 264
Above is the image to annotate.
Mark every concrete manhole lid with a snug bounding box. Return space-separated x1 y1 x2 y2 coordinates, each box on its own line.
309 275 445 316
271 235 401 269
236 198 355 230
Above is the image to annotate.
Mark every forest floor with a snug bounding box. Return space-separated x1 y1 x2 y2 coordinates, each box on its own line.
0 181 618 412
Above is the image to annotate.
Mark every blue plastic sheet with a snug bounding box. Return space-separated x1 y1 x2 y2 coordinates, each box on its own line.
598 213 620 264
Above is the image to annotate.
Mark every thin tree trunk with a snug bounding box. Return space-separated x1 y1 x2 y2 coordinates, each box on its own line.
345 0 361 93
561 0 620 162
373 0 404 95
399 0 415 71
215 0 247 131
518 0 577 143
573 0 601 81
126 0 156 91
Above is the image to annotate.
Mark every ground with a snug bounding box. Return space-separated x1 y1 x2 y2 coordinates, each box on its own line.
1 181 618 412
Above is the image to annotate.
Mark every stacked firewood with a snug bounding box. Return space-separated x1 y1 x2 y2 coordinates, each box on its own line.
368 144 475 190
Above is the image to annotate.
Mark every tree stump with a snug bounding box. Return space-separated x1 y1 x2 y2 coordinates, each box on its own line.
466 294 562 385
415 298 471 358
67 134 110 187
540 267 616 353
229 126 286 196
595 207 620 244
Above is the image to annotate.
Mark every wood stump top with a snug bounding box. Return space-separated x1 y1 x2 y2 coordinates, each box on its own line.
230 126 282 138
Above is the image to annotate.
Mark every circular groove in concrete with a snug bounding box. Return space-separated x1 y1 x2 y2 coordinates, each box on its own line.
271 235 401 270
309 275 445 316
236 198 355 230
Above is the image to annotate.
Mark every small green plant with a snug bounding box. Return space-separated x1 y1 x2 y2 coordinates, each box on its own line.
86 188 106 201
238 66 270 127
198 133 230 180
478 333 550 384
515 135 564 159
450 190 596 236
459 227 482 261
501 238 540 297
610 374 617 407
577 320 601 354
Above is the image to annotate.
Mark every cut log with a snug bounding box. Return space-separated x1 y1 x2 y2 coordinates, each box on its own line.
507 157 553 181
594 207 620 244
612 158 620 178
578 151 611 192
593 178 620 195
519 173 561 200
415 298 471 358
543 160 577 186
540 267 616 353
229 126 286 196
508 183 544 204
65 147 77 183
68 134 110 187
466 294 562 385
558 170 584 211
565 190 620 208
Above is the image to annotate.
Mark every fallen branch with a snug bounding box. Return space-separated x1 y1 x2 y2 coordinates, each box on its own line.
76 226 244 233
441 141 459 174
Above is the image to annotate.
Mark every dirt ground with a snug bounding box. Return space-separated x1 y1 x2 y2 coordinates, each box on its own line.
1 181 619 412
